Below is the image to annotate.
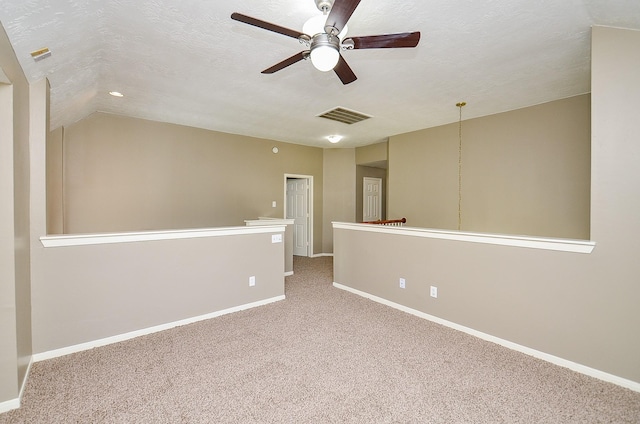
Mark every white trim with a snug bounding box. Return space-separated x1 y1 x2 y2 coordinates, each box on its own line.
40 225 285 248
251 217 295 224
285 271 294 276
332 222 595 254
0 398 20 414
33 295 285 362
311 253 334 258
333 282 640 392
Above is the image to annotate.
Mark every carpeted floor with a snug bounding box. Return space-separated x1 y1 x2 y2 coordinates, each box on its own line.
2 256 639 423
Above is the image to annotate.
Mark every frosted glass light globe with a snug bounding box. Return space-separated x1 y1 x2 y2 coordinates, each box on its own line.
310 44 339 72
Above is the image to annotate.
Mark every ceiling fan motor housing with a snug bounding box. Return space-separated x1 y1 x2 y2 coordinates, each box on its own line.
310 33 340 52
309 32 340 71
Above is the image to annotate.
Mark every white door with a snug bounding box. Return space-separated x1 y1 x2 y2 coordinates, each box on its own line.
286 178 309 256
363 177 382 222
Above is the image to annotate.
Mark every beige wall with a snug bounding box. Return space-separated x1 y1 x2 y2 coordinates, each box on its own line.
0 63 18 407
246 219 294 275
46 127 63 234
334 26 640 385
33 229 284 354
52 112 325 254
0 24 33 406
389 94 591 239
322 148 356 253
356 141 387 166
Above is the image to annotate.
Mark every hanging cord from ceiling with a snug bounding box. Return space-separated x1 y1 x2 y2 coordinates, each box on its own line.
456 102 466 231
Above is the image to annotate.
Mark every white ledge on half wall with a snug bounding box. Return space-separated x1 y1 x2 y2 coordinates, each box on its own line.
244 218 295 226
332 222 595 254
40 225 286 248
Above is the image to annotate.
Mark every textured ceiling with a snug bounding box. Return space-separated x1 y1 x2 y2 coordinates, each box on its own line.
1 0 639 148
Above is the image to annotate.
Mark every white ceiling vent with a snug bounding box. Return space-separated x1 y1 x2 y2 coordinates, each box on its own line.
317 107 372 125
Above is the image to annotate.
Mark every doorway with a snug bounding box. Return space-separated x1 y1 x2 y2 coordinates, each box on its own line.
284 174 313 257
363 177 382 222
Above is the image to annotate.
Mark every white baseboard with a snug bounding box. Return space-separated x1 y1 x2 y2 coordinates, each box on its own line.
311 253 333 258
33 295 286 362
333 282 640 393
0 358 33 414
0 398 20 414
285 271 294 276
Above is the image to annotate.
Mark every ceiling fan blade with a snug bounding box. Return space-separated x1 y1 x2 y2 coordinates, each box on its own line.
325 0 361 34
262 51 309 74
334 55 357 85
344 32 421 49
231 13 305 39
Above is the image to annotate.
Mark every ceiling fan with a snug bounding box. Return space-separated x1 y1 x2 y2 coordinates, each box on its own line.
231 0 420 85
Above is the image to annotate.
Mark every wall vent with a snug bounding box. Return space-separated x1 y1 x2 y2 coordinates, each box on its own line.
317 107 372 125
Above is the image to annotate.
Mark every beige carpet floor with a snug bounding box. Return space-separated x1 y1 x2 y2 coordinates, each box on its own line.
1 256 639 423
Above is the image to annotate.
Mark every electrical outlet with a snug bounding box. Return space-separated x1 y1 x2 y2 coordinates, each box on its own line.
399 278 406 289
249 276 256 287
430 286 438 298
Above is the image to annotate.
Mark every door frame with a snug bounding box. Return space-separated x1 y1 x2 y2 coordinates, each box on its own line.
363 177 383 222
284 174 314 257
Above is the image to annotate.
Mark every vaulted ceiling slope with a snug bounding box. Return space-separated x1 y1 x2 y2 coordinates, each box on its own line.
1 1 639 147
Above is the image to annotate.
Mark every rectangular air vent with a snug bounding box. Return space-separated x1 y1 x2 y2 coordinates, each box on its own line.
317 107 372 125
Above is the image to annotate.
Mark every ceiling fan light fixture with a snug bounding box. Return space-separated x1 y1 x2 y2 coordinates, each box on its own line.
310 33 340 72
231 0 420 85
